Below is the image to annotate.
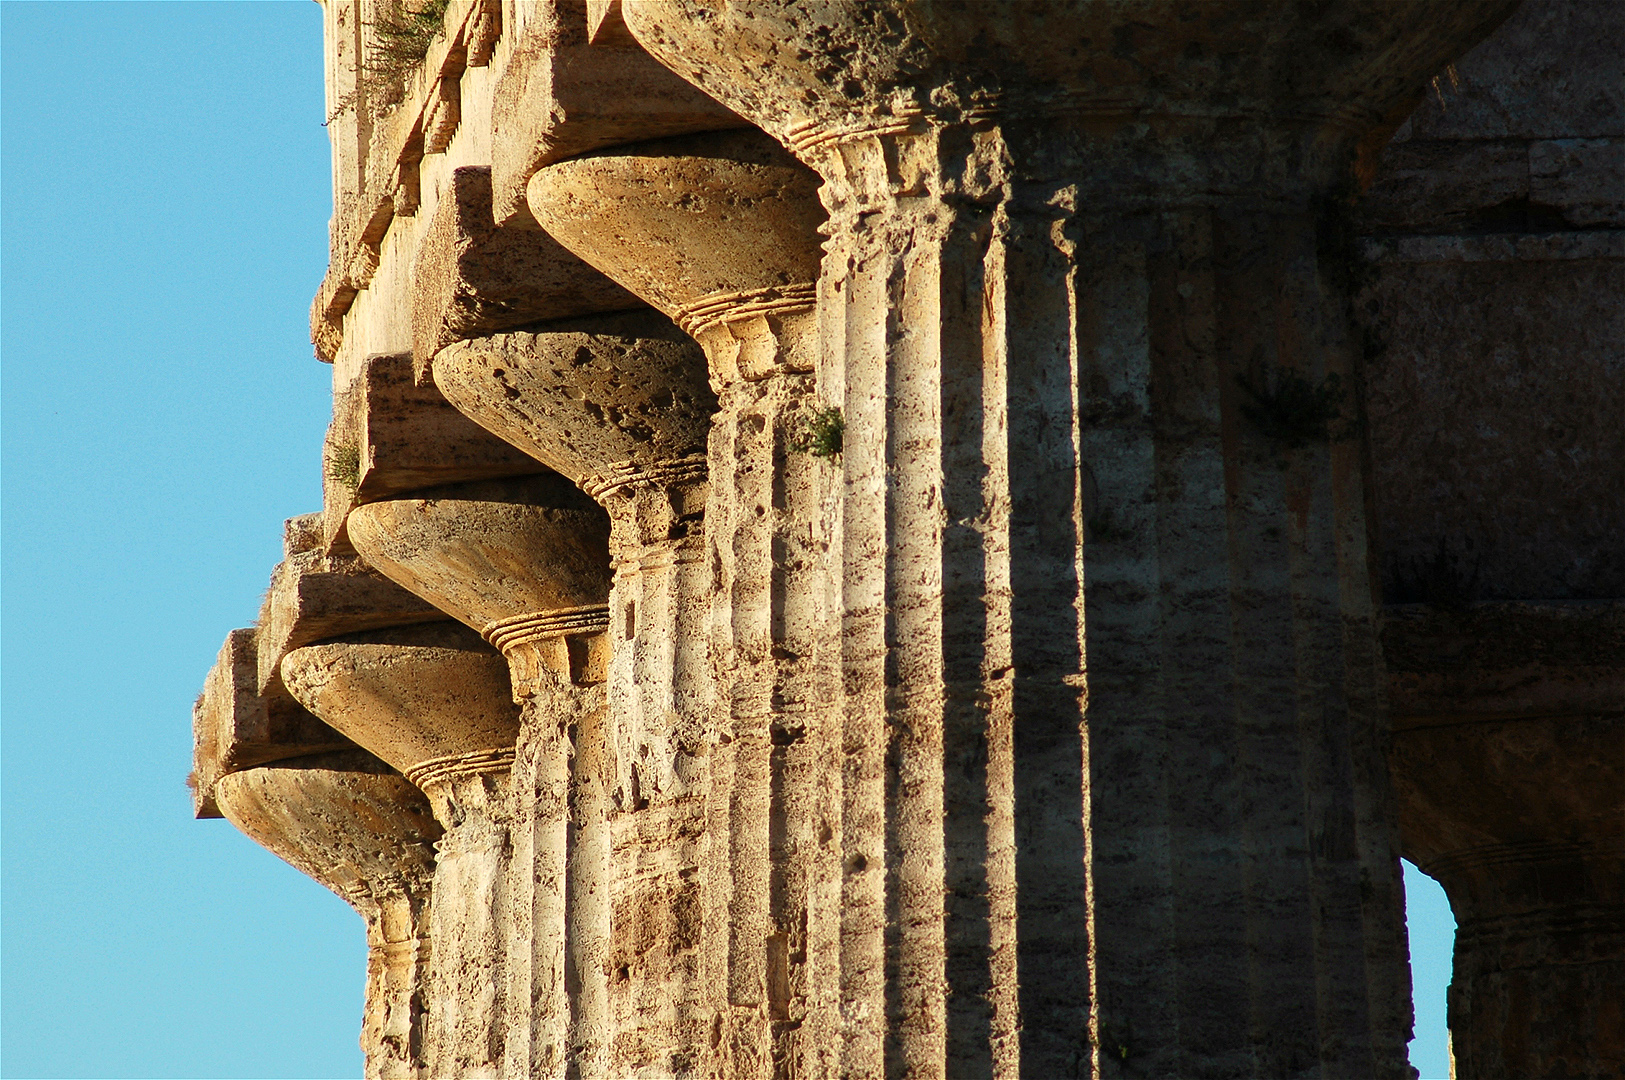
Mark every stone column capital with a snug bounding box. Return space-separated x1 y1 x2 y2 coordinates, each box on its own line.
430 310 714 502
624 3 1517 184
524 129 823 386
345 475 614 695
280 621 521 802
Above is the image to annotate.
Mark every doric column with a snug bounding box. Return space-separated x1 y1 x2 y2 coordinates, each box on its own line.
617 5 1518 1077
213 750 440 1080
523 130 841 1074
343 475 615 1079
280 621 522 1080
1386 602 1625 1079
431 309 722 1074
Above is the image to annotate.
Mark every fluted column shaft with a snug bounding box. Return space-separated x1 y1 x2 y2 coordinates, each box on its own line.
686 303 844 1076
623 6 1515 1072
429 323 718 1077
595 466 715 1075
807 118 1411 1079
524 133 834 1077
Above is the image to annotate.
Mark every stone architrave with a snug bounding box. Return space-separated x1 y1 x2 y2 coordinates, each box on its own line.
344 474 616 1078
191 626 351 818
620 4 1518 1076
256 514 444 697
522 129 843 1071
323 352 547 552
214 750 441 1080
431 309 721 1074
409 166 641 372
281 622 522 1080
485 0 746 230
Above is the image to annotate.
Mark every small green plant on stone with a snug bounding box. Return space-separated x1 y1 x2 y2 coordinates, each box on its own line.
328 443 361 491
1235 363 1351 452
369 0 451 75
326 0 451 123
793 407 844 459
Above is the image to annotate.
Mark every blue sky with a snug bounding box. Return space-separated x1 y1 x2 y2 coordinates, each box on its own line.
0 4 1458 1077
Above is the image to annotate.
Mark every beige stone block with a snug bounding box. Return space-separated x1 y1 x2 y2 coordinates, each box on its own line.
410 166 638 371
256 517 447 698
322 354 549 551
1531 137 1625 227
1384 601 1625 724
488 0 744 230
1360 256 1625 601
190 627 352 819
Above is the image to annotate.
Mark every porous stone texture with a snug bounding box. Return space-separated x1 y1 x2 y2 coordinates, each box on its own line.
214 750 440 1080
256 513 444 695
410 165 639 371
323 351 546 551
198 3 1623 1077
191 626 350 818
283 622 523 1079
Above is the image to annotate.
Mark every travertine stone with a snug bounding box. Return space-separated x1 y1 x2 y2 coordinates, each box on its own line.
256 514 444 696
409 166 639 371
431 311 713 495
1350 9 1625 1067
207 4 1625 1076
623 4 1515 1076
345 474 613 697
282 623 522 1080
214 750 440 1080
191 627 351 819
281 621 519 784
486 0 744 231
528 129 842 1075
434 310 719 1076
344 474 619 1078
1355 0 1625 607
323 352 546 552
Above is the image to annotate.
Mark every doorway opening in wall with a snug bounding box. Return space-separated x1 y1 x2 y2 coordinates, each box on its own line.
1405 860 1457 1080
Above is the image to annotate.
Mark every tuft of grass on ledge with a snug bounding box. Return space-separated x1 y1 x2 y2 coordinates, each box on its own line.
792 407 844 460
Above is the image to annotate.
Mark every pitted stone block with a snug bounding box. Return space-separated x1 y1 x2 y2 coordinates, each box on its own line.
256 515 446 697
410 166 640 372
322 353 545 551
487 0 744 230
190 627 352 819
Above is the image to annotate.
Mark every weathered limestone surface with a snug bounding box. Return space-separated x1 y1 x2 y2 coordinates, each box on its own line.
215 751 440 1079
345 474 618 1077
432 311 721 1075
525 129 839 1074
191 627 351 818
323 351 546 551
283 622 523 1079
1352 3 1625 1074
199 3 1623 1077
621 5 1516 1077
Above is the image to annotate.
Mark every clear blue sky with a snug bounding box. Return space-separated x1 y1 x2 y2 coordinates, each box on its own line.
0 4 1458 1078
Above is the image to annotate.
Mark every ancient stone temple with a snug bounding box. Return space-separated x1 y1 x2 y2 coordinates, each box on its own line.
192 2 1622 1077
